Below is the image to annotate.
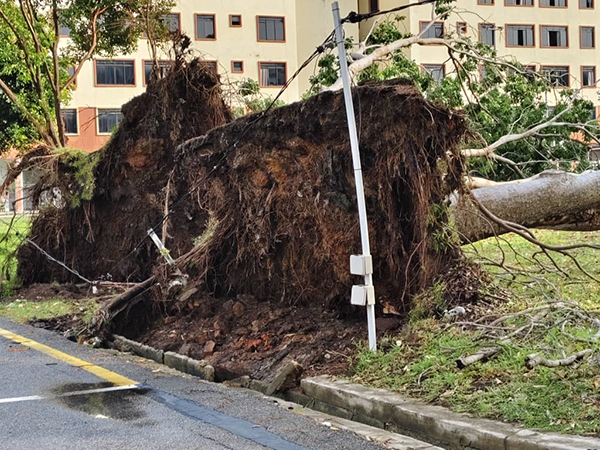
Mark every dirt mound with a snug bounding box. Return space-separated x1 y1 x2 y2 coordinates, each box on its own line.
163 79 467 314
18 60 232 284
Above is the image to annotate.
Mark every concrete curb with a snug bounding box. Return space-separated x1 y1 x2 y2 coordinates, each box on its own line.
112 335 215 382
300 375 600 450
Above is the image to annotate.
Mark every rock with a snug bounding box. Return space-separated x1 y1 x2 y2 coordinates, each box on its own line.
233 301 245 317
265 360 304 396
179 342 193 356
203 340 216 355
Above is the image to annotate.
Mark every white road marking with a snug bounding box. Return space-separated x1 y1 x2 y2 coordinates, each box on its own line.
0 384 139 404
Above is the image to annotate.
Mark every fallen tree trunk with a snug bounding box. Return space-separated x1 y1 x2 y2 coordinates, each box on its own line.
454 170 600 243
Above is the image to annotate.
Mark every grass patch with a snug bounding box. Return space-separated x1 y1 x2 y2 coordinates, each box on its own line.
0 298 100 325
351 230 600 435
0 217 30 296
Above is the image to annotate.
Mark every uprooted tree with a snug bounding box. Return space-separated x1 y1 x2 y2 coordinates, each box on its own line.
5 1 600 335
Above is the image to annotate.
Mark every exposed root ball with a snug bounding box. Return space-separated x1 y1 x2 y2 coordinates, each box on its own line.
18 60 232 284
167 79 468 312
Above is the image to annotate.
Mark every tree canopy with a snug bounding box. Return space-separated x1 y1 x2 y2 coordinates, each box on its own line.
309 15 598 181
0 0 174 151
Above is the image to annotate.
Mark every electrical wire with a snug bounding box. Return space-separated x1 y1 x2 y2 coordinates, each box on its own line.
0 218 93 284
342 0 437 24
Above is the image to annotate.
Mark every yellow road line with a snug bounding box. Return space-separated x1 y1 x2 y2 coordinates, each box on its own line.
0 327 137 387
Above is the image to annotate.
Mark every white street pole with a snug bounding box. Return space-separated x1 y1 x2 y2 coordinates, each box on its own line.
332 2 377 352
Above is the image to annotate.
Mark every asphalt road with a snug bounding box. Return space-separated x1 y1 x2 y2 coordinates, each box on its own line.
0 317 384 450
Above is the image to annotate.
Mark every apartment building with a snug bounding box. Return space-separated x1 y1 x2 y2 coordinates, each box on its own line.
359 0 600 115
62 0 359 152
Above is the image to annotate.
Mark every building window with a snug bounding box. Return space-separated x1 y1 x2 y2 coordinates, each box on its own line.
581 27 595 48
423 64 445 83
507 25 535 46
230 15 242 27
456 22 467 34
196 14 216 40
506 0 534 5
61 109 77 134
95 60 134 86
541 26 568 47
420 22 444 38
161 14 180 33
541 0 567 5
59 23 71 37
542 66 570 87
480 23 496 47
581 0 594 7
478 0 494 4
258 16 285 42
582 66 596 87
144 60 172 85
98 109 123 134
232 61 244 73
509 65 536 79
259 62 286 87
369 0 380 12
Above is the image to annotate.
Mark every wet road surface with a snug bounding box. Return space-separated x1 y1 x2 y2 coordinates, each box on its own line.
0 317 384 450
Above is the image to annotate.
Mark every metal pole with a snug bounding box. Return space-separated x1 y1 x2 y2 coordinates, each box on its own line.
332 1 377 352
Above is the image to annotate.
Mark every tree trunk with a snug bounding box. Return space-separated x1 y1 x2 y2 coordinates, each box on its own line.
454 170 600 243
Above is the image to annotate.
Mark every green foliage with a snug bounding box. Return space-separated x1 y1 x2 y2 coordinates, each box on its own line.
410 281 446 321
57 149 101 207
0 217 30 295
235 78 285 116
428 203 460 254
0 297 100 324
307 16 598 181
0 0 174 151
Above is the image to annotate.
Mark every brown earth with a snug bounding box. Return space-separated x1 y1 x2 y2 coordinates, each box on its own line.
18 59 232 284
15 62 476 380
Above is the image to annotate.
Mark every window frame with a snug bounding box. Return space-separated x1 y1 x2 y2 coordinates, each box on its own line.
162 13 181 34
580 26 595 48
419 21 444 40
61 108 78 135
195 13 217 41
505 0 534 6
422 63 446 84
96 108 124 135
478 0 494 5
541 65 570 87
540 25 569 48
505 24 536 48
142 60 174 86
93 59 136 87
581 66 597 88
579 0 594 8
456 22 467 35
540 0 568 7
231 61 244 74
256 16 286 43
479 23 496 47
229 14 242 27
258 61 287 88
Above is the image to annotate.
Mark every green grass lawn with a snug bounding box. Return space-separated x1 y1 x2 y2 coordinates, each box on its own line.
0 216 31 295
352 230 600 435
